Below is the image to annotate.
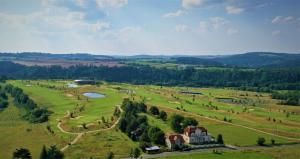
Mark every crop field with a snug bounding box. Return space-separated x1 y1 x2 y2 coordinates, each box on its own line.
1 80 300 158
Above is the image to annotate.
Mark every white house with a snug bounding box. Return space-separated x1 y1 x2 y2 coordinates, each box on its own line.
183 126 212 144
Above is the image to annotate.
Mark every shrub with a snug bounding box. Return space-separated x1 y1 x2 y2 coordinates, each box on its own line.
149 106 159 115
257 137 266 146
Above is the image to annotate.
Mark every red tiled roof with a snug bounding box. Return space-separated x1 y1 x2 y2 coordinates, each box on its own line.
167 134 184 144
184 126 207 137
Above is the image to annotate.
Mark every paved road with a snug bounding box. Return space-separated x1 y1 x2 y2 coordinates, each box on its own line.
138 143 300 159
58 106 123 152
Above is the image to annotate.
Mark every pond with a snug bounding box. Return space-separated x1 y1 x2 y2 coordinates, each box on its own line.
68 83 78 88
83 92 106 98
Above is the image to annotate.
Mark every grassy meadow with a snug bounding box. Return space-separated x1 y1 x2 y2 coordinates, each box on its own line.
1 80 300 158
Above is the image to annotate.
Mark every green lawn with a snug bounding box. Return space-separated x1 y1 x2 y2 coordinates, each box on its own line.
1 80 299 158
0 98 60 159
158 150 274 159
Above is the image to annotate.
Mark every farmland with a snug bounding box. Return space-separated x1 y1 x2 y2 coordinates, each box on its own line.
1 80 300 158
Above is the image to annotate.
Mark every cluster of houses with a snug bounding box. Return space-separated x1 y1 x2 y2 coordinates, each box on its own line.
165 125 213 150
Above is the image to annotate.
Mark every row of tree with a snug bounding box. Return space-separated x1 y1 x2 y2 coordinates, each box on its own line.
118 99 166 150
4 84 51 123
1 61 300 91
0 85 8 109
0 75 6 83
149 106 167 121
271 91 300 106
12 145 63 159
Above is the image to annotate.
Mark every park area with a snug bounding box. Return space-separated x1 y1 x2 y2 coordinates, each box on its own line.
1 80 300 158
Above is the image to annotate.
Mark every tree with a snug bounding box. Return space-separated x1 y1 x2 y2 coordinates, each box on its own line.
119 118 127 132
137 102 147 112
149 106 159 115
39 145 48 159
148 126 165 145
170 114 184 133
106 152 114 159
271 139 275 145
159 111 167 121
46 145 64 159
133 148 141 159
257 137 266 146
182 117 198 128
217 134 224 144
140 130 150 142
13 148 32 159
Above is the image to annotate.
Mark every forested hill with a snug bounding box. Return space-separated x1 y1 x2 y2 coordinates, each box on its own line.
213 52 300 68
1 61 300 91
0 52 114 61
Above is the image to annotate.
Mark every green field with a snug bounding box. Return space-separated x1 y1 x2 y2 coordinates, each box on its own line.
1 80 300 158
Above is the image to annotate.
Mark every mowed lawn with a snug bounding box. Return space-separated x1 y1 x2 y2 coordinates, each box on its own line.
0 99 59 159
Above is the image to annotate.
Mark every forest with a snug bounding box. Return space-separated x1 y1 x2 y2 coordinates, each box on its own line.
0 61 299 92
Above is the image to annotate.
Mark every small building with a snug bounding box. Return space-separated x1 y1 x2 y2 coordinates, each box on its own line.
183 126 212 144
145 146 160 153
74 79 96 85
130 128 143 140
165 134 185 150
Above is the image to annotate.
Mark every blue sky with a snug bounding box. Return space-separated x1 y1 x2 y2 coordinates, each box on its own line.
0 0 299 55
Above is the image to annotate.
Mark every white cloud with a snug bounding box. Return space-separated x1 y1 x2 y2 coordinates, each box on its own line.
75 0 86 7
96 0 128 8
272 30 281 36
272 16 294 24
210 17 228 29
227 28 238 35
182 0 204 9
197 17 228 33
163 10 187 18
226 6 244 14
175 24 188 32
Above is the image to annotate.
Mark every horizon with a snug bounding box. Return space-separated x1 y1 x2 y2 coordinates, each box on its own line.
0 0 300 55
0 51 300 57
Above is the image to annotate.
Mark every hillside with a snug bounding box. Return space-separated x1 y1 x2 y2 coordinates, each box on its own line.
213 52 300 68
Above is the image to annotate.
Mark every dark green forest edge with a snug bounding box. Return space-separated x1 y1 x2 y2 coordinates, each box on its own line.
0 77 50 123
0 61 300 106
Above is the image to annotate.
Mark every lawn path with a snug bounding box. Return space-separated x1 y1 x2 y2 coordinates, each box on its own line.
58 106 123 152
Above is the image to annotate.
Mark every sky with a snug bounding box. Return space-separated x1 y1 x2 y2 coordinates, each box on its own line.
0 0 299 55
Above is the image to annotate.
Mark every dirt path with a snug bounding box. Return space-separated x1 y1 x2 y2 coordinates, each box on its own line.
58 106 123 152
157 106 300 141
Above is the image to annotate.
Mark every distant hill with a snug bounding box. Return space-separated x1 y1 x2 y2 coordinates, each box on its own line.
0 52 114 61
173 57 223 67
1 52 300 68
212 52 300 68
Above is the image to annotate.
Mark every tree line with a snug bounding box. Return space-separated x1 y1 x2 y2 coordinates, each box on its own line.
0 85 8 110
271 91 300 106
12 145 63 159
118 99 165 152
0 61 300 91
4 84 51 123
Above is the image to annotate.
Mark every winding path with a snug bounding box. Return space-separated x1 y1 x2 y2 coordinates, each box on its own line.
58 106 123 152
